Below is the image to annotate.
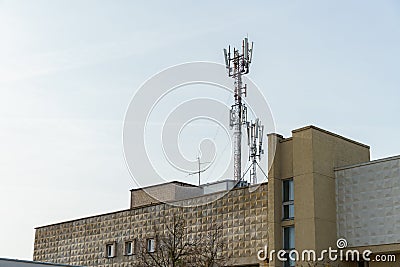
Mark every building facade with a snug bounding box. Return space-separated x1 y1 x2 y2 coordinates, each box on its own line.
33 126 400 267
34 183 268 266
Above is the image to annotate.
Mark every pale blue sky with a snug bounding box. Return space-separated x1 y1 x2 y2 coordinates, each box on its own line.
0 0 399 260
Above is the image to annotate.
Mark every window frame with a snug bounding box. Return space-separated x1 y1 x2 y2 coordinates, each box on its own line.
147 238 156 253
282 179 294 220
124 240 134 256
283 226 295 267
105 243 116 258
283 226 295 250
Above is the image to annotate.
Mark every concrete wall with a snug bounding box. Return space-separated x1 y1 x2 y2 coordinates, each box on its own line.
336 156 400 247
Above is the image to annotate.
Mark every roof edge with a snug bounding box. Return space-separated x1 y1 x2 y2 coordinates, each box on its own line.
335 154 400 171
35 182 268 230
292 125 370 149
130 180 198 192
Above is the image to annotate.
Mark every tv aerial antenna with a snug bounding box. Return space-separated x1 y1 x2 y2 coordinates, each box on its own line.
188 156 211 186
223 37 254 181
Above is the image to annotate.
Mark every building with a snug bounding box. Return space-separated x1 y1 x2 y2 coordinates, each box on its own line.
34 181 268 266
33 126 400 267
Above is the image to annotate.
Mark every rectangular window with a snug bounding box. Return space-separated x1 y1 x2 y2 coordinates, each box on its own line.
125 241 134 255
283 226 295 267
283 204 294 219
283 251 296 267
106 243 115 258
283 226 295 250
283 179 294 219
147 238 155 253
358 261 369 267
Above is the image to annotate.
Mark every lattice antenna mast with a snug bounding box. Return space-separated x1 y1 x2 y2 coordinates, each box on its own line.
224 38 254 181
246 119 264 184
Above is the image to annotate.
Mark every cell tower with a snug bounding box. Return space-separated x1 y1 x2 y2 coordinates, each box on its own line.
223 38 253 181
246 119 264 184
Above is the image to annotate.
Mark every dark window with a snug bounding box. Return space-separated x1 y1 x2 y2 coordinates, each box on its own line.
358 261 369 267
283 226 295 267
283 179 294 202
283 179 294 219
125 241 134 255
106 243 115 258
147 239 155 252
283 226 295 250
283 251 296 267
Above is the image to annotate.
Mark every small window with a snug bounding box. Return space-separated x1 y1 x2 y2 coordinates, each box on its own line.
283 179 294 202
283 203 294 219
283 251 296 267
283 226 295 267
283 226 295 250
106 243 116 258
358 261 369 267
147 238 155 253
125 241 134 255
283 179 294 220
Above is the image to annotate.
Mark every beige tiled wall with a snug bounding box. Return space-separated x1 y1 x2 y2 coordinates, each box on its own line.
34 183 268 266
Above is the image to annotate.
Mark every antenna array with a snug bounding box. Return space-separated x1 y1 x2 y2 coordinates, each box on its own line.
247 119 264 184
223 38 265 184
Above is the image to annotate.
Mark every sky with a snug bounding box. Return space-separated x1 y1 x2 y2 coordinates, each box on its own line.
0 0 399 260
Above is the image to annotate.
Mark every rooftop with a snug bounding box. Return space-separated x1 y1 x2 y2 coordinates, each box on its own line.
36 181 266 229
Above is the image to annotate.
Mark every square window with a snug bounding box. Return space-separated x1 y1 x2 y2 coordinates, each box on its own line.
283 204 294 219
